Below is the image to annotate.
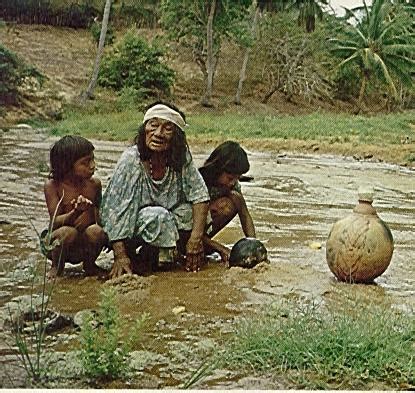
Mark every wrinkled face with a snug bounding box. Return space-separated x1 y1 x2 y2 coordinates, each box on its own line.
216 172 240 190
145 117 175 152
72 152 95 179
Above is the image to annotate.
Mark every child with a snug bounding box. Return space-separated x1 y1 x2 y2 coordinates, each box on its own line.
42 135 108 279
199 141 256 263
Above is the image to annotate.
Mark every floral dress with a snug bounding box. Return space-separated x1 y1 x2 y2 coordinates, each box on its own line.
100 146 209 248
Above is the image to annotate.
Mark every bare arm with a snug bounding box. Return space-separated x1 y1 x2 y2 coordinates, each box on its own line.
231 191 256 238
202 235 231 263
109 240 133 278
94 178 103 226
44 180 83 229
185 201 209 272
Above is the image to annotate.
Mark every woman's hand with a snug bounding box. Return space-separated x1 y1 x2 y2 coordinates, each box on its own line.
185 237 205 272
110 254 132 279
71 195 93 213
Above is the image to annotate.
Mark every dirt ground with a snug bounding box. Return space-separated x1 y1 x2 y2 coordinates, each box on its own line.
0 125 414 388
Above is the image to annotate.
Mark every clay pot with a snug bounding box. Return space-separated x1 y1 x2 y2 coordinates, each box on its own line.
229 238 268 268
326 189 394 283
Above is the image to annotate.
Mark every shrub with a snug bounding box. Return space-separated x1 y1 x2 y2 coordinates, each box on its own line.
90 19 115 47
0 44 44 105
98 31 175 98
78 287 148 380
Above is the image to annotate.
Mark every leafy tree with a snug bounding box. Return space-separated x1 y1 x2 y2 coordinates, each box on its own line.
254 12 332 103
330 0 415 110
98 31 175 98
161 0 250 106
288 0 329 32
234 0 260 105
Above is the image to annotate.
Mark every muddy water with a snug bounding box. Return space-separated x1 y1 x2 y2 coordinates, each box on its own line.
0 127 414 388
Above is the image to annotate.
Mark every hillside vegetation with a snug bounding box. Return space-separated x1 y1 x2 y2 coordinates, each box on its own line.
0 0 414 165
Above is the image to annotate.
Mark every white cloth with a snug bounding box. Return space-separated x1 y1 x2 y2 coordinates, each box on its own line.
143 104 188 131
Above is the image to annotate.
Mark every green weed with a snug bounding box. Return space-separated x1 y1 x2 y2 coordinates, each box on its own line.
78 287 148 380
221 299 414 390
6 199 63 384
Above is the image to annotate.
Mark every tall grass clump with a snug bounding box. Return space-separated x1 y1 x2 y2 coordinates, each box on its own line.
78 287 148 381
222 299 414 390
6 200 63 384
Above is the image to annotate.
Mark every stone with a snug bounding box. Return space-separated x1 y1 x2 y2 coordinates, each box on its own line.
172 306 186 315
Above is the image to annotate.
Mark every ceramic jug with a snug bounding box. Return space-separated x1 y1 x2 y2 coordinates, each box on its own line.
326 187 393 283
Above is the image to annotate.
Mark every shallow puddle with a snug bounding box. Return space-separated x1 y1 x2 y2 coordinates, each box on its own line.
0 127 414 388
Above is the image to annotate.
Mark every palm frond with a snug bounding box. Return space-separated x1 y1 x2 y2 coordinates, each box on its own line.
372 52 398 97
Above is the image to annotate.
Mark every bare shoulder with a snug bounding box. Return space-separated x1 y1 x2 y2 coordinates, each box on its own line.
44 178 59 192
90 176 102 189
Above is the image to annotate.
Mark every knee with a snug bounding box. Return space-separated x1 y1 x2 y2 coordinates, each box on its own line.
52 226 78 246
139 206 171 224
84 224 108 244
210 196 237 219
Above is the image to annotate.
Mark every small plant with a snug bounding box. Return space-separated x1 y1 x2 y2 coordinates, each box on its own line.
0 44 45 105
90 19 115 47
6 198 63 383
78 287 148 380
98 30 175 98
220 298 415 389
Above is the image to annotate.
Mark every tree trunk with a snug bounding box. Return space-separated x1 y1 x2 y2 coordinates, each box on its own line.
357 73 367 113
81 0 112 102
201 0 216 107
234 0 259 105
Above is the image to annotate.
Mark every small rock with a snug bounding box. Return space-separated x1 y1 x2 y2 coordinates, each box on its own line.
73 309 98 329
15 124 33 130
308 241 322 250
172 306 186 315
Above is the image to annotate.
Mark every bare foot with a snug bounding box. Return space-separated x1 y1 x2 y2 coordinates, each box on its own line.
47 266 63 280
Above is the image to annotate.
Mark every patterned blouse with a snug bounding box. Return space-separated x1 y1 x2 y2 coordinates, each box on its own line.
100 146 209 247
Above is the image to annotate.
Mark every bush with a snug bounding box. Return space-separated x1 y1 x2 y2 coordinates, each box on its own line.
78 287 148 380
90 20 115 47
98 31 175 99
0 44 44 105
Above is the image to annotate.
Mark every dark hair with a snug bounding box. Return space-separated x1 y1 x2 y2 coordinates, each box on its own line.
133 101 189 172
49 135 94 181
199 141 250 187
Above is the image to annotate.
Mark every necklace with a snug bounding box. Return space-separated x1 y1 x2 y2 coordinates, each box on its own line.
149 156 167 179
149 157 153 178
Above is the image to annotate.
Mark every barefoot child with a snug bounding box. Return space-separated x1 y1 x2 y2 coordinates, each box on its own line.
199 141 256 263
42 135 108 278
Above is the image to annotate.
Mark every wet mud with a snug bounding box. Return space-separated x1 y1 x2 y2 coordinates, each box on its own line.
0 127 414 388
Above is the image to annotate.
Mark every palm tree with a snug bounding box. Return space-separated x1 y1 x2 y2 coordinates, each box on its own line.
330 0 415 110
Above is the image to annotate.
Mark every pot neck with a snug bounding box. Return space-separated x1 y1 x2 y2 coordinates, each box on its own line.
353 200 378 216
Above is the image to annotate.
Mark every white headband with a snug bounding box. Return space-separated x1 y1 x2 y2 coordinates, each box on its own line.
143 104 187 131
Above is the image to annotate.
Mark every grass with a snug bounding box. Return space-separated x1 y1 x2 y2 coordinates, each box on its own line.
44 104 415 147
207 298 415 390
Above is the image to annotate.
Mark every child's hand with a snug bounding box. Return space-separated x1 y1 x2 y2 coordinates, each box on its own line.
71 195 93 213
218 246 231 265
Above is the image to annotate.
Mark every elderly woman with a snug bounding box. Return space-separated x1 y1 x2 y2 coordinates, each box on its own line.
100 102 210 278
